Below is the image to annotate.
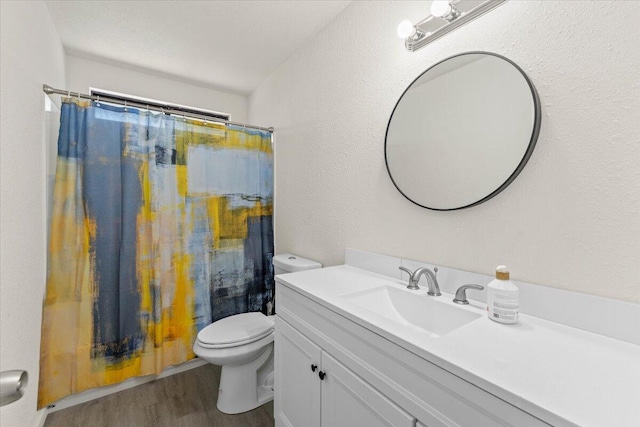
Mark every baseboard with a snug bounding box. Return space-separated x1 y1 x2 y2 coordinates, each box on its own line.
38 358 208 424
34 408 48 427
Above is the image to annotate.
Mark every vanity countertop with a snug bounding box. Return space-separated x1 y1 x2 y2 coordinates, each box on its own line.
275 265 640 427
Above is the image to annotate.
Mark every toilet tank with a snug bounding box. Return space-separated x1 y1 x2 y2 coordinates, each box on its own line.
272 254 322 275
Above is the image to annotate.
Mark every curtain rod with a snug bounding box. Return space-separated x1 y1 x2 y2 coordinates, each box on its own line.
43 84 274 133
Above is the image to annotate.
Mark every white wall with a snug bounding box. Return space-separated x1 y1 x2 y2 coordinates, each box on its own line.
0 2 66 426
66 55 247 122
1 9 247 425
249 1 640 303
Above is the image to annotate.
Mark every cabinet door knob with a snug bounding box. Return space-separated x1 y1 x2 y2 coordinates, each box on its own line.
318 371 326 380
311 364 317 372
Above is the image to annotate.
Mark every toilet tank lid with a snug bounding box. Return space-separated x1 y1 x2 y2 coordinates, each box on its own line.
273 254 322 272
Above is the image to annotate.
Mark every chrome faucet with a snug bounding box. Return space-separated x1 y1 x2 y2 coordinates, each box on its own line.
398 266 441 296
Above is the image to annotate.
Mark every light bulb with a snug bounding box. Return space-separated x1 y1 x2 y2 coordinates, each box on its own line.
431 1 452 18
397 20 416 39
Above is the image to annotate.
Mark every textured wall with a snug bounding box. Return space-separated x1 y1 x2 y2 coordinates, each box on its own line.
249 1 640 302
0 2 67 426
66 55 247 123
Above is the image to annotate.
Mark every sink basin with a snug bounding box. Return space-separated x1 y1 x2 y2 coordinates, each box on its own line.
343 286 481 337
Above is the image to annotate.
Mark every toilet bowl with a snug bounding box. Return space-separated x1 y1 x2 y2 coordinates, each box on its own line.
194 253 322 414
193 312 275 414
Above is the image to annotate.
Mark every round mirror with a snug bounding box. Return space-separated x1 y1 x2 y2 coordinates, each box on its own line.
385 52 541 211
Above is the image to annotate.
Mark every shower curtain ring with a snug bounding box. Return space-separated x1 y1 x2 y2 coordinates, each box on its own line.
124 100 128 111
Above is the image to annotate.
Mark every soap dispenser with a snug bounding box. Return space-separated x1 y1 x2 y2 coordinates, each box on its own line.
487 265 519 324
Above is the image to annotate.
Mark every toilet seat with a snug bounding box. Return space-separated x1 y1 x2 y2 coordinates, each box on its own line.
197 312 274 349
197 329 273 349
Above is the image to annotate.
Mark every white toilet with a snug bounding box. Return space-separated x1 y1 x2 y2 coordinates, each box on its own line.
193 253 321 414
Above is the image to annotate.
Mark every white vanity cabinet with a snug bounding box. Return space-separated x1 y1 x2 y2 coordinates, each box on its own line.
274 316 321 427
275 316 415 427
275 278 552 427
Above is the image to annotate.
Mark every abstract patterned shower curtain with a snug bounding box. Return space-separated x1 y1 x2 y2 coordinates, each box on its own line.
38 100 274 407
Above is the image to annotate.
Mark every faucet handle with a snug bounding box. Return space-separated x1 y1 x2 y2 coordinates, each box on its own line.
399 266 420 290
453 284 484 305
398 266 413 277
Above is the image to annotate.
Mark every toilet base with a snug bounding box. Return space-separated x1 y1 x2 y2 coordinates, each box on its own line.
216 343 274 414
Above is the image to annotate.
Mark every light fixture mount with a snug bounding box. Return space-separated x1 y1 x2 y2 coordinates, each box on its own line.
399 0 507 52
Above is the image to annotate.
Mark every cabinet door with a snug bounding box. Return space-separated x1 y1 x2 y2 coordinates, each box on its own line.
320 352 414 427
275 316 322 427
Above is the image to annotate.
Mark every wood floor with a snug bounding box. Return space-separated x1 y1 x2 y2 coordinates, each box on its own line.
44 365 274 427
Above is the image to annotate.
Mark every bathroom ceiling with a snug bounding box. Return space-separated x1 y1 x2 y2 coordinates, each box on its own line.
45 1 351 95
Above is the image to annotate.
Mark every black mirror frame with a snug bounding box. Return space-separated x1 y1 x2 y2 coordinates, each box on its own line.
384 51 542 211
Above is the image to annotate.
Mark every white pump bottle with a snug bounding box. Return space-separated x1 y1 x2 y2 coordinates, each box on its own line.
487 265 519 324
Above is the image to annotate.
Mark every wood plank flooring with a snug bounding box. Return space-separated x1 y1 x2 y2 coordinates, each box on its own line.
44 365 274 427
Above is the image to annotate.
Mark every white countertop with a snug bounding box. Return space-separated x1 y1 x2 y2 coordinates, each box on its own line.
276 265 640 427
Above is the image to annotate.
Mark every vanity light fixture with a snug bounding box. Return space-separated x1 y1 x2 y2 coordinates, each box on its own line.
398 0 507 52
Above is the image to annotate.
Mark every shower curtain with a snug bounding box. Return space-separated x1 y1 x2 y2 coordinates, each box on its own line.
38 99 274 407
